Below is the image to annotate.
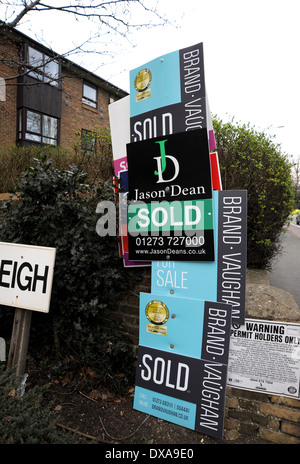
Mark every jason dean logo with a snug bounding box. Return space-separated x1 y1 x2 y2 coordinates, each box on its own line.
154 139 180 184
127 128 211 203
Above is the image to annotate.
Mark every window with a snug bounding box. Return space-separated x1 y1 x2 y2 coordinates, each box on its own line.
42 114 58 145
18 109 59 145
27 45 60 87
82 82 97 108
26 110 42 141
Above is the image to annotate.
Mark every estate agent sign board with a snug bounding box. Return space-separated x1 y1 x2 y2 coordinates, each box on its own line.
109 42 221 266
112 41 248 440
129 43 207 137
134 292 232 438
109 96 151 267
127 129 214 261
127 42 243 440
127 42 215 262
151 189 247 324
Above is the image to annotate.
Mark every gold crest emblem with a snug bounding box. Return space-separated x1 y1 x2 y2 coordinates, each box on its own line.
145 300 169 325
134 68 152 92
134 68 152 101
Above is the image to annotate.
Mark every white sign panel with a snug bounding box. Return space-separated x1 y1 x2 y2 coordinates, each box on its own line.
109 95 130 162
228 318 300 398
0 242 56 313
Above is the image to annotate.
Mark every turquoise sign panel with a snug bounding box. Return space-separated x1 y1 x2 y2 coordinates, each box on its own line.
151 190 247 325
139 292 232 365
130 50 181 118
134 386 197 430
139 292 205 359
151 190 219 299
130 43 207 138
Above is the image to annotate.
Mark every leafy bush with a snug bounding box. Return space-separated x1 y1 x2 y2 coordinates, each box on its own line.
0 126 113 193
0 155 137 388
0 365 85 444
213 116 294 269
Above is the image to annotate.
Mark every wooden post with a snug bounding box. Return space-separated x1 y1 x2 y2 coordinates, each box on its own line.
7 308 32 376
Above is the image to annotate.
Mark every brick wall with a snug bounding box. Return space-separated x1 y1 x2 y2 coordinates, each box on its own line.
225 387 300 443
60 69 111 148
0 33 18 145
100 267 151 346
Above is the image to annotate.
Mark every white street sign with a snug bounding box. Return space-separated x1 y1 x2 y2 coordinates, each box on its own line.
0 242 56 313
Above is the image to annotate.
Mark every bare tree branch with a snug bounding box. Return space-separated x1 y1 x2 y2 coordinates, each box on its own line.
5 0 167 31
6 0 42 27
0 1 170 88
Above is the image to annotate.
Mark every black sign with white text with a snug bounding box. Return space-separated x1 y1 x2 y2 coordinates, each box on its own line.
202 301 232 365
126 129 215 261
135 345 228 438
217 190 247 324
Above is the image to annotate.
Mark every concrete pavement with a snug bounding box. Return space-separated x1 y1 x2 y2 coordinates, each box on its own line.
268 219 300 309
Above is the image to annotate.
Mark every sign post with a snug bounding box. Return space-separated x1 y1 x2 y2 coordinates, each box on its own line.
0 242 56 375
7 308 32 376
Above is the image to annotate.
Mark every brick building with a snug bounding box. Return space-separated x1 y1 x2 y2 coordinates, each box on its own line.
0 23 127 148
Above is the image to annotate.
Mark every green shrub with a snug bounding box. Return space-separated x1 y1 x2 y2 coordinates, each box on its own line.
0 365 85 444
213 116 294 269
0 155 137 389
0 126 113 193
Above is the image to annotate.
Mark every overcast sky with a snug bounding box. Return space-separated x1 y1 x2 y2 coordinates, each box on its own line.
3 0 299 160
